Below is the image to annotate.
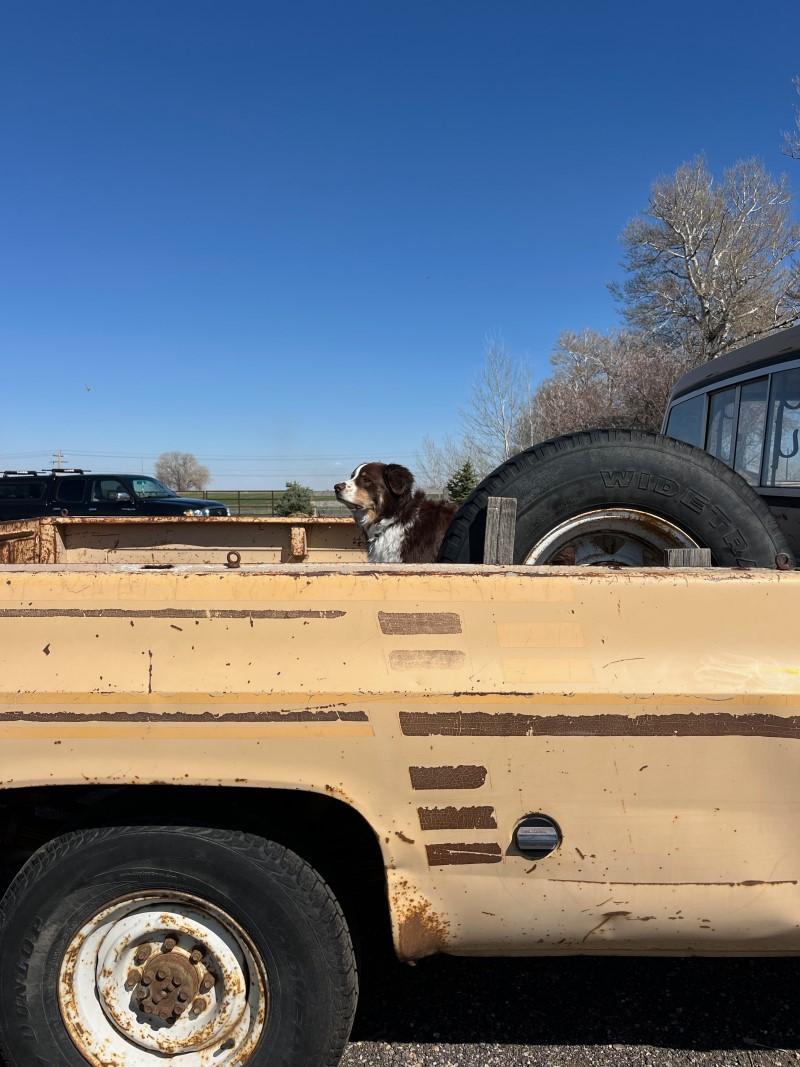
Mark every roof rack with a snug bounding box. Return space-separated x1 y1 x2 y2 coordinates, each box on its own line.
1 468 87 477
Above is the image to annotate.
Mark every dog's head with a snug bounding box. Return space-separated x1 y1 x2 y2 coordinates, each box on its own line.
334 462 415 523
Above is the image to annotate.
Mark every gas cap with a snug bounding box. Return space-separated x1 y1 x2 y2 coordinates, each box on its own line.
515 815 561 859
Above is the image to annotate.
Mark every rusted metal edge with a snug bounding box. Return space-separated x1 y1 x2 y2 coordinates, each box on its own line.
418 806 497 830
409 765 487 790
0 608 346 620
400 711 800 739
426 842 503 866
0 709 370 724
378 611 462 635
549 878 799 887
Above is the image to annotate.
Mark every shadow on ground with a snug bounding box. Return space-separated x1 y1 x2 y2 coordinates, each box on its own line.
352 955 799 1050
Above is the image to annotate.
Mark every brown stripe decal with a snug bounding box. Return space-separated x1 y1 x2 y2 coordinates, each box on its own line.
409 765 487 790
389 650 465 670
0 709 369 724
418 806 497 831
400 711 800 739
0 608 345 620
378 611 462 635
426 842 503 866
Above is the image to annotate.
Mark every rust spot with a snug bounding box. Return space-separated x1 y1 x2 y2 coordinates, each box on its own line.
378 611 462 635
0 709 370 724
0 607 346 620
426 842 503 866
389 649 466 670
42 643 51 656
409 765 487 790
418 806 497 830
394 831 415 844
400 711 800 739
395 893 450 960
582 910 632 942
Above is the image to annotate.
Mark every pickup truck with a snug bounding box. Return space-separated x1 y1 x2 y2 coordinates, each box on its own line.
0 559 797 1067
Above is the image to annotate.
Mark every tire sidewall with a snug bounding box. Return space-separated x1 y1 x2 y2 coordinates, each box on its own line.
0 828 349 1067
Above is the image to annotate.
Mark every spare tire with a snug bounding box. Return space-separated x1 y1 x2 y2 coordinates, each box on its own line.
438 430 793 569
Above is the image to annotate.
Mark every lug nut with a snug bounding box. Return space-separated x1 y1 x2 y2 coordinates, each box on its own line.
200 973 216 992
190 944 205 962
156 968 167 981
192 996 207 1013
135 987 148 1001
141 973 153 986
173 1003 185 1016
162 936 178 952
178 990 189 1002
126 968 141 987
134 944 152 965
173 973 182 986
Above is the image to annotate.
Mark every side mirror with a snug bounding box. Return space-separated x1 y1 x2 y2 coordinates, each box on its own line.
115 492 132 502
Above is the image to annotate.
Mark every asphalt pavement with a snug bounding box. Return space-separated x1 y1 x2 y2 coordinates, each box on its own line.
343 954 800 1066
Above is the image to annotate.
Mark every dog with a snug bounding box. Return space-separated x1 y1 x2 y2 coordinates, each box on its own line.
334 463 456 563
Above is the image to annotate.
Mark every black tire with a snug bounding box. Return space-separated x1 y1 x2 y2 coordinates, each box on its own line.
439 429 793 569
0 826 357 1067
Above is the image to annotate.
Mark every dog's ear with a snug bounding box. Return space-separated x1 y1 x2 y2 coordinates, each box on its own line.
383 464 414 498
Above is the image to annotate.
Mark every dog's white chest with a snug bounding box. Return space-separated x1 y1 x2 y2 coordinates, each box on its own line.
367 521 406 563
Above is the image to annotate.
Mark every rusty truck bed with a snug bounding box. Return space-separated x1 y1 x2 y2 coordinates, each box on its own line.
1 562 798 959
0 515 367 565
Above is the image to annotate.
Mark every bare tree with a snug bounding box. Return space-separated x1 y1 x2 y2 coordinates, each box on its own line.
785 76 800 160
416 434 490 493
613 157 800 359
154 451 210 492
521 329 696 441
460 341 527 465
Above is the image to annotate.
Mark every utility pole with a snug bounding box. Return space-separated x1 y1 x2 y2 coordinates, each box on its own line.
52 448 65 470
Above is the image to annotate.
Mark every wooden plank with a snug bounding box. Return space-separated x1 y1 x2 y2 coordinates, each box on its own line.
484 496 517 564
666 547 712 568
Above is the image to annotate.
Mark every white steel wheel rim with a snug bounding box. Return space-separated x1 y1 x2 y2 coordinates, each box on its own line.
59 891 268 1065
524 507 700 566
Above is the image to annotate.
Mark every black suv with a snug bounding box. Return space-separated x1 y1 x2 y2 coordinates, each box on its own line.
663 324 800 557
0 470 229 521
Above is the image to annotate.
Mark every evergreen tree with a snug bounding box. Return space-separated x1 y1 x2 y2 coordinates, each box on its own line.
446 460 477 503
275 481 314 516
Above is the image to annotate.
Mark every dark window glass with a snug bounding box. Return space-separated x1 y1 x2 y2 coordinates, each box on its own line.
764 368 800 487
665 394 705 446
733 378 768 485
0 480 46 500
91 478 129 502
705 386 737 466
55 479 86 503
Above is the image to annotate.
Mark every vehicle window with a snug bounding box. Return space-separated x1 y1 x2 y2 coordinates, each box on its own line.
0 480 46 500
733 377 768 485
665 394 705 446
132 477 174 498
91 478 129 503
705 386 736 466
764 367 800 486
55 479 86 503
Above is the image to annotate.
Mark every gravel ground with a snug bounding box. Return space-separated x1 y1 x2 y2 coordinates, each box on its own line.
343 955 800 1066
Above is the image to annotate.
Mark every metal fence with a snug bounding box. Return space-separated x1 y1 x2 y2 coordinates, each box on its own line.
182 490 351 517
183 488 446 517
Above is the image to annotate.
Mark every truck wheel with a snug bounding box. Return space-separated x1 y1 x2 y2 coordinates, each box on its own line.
0 826 357 1067
438 429 793 568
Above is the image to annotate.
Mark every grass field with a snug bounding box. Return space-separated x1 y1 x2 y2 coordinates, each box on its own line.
182 489 351 516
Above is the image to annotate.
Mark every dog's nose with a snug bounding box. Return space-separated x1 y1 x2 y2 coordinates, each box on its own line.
334 482 345 493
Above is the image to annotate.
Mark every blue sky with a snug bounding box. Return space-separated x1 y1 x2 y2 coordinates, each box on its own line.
2 0 799 488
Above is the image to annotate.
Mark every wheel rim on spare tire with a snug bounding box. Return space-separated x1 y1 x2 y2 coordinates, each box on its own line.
524 507 700 566
59 891 268 1065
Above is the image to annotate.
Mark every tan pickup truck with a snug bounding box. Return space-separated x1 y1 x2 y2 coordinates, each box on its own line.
0 559 797 1066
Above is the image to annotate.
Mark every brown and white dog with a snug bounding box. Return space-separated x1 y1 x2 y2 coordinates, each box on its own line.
334 463 456 563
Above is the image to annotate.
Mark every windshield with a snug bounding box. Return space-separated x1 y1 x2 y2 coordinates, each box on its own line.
132 477 176 499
